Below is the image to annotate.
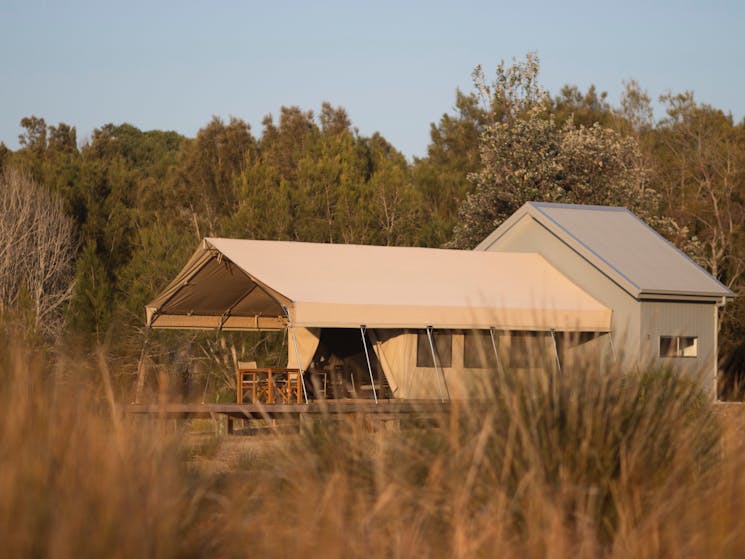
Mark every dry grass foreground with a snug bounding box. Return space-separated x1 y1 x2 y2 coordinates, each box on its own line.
2 332 745 558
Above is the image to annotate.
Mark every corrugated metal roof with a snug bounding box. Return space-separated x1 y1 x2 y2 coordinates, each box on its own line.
477 202 733 300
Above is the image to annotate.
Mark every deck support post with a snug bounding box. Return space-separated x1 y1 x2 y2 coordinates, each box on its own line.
360 325 378 403
426 326 449 402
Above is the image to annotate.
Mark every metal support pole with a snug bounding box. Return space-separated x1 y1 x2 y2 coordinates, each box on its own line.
550 329 562 374
489 327 506 377
360 326 378 403
426 326 447 402
608 331 617 362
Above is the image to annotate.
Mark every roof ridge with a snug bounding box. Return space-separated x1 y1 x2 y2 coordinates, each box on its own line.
528 201 628 211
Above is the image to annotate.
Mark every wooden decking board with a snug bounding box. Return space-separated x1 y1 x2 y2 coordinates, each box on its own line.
126 399 455 418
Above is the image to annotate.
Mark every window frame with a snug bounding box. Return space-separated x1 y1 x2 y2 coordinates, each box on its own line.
416 330 453 368
463 330 498 369
507 331 544 369
659 335 698 358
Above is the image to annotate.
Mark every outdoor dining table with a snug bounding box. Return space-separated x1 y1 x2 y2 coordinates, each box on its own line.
236 367 303 404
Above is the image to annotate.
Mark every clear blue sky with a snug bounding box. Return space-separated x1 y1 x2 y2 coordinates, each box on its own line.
1 0 743 159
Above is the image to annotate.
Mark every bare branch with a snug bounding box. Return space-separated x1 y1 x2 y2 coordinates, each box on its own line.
0 167 77 337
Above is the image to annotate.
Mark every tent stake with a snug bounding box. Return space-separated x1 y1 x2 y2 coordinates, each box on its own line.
550 329 562 374
426 326 448 402
360 326 378 403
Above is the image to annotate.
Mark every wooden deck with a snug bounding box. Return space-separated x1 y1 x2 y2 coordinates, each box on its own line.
126 399 452 419
126 399 457 434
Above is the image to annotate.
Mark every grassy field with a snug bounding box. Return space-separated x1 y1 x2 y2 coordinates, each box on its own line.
2 332 745 558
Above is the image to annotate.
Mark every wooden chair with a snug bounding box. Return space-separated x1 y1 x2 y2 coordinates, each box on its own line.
285 370 304 403
310 370 328 400
236 361 258 403
236 365 303 404
329 365 359 398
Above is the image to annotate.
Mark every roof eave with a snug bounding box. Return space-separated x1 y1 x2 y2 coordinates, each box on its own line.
637 290 735 302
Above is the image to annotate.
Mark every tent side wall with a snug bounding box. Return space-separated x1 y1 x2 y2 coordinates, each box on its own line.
479 214 637 369
558 332 612 371
441 331 558 398
373 329 564 399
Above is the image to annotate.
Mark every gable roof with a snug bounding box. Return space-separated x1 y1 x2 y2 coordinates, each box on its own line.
146 237 611 331
476 202 733 301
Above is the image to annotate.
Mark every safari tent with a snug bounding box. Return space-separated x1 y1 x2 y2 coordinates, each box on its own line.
146 238 612 400
146 202 733 401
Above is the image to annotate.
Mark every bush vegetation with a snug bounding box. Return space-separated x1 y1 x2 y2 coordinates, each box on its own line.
2 325 744 558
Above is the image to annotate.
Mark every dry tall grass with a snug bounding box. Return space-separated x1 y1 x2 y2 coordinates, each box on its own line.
2 328 745 558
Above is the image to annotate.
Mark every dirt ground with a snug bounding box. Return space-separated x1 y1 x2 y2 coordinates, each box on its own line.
182 421 297 476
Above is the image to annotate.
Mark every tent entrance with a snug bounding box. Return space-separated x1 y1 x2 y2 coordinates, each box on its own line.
306 328 390 400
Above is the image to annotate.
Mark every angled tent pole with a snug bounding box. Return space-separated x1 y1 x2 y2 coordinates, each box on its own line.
216 284 259 332
146 241 216 323
426 326 448 402
360 325 378 404
489 327 506 377
608 331 617 362
550 329 562 374
282 305 309 404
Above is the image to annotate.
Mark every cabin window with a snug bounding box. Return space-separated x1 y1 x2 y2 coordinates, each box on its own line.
464 331 498 368
508 332 543 369
659 336 698 358
416 330 452 368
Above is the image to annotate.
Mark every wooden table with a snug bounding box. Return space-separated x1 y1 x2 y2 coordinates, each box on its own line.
236 368 302 404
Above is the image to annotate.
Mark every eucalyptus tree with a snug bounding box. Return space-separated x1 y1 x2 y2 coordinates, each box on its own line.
653 92 745 291
450 54 682 250
413 90 486 245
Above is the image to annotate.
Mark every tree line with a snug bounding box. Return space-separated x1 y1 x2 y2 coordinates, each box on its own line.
1 54 743 392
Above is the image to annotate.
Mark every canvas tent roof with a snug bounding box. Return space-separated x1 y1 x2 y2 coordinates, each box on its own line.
146 238 611 332
477 202 734 301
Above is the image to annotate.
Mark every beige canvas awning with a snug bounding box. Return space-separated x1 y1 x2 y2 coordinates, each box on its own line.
146 238 612 332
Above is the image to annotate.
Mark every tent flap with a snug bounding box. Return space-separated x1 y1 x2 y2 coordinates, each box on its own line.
287 327 322 370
